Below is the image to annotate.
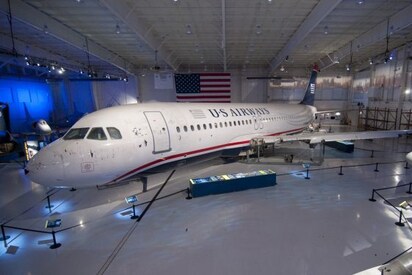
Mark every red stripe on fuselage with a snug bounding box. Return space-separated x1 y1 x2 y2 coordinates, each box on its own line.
107 127 305 184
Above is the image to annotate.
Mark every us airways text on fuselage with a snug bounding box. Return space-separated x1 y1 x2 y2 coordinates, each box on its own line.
208 108 270 118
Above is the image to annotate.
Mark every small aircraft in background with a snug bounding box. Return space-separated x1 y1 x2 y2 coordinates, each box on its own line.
0 102 52 159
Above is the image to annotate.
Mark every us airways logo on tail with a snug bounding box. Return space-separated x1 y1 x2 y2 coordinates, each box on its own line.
207 107 270 118
310 83 315 94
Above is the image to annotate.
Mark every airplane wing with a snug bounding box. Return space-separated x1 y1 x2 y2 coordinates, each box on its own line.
260 130 412 145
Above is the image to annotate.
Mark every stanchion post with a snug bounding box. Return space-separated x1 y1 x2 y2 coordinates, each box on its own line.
395 210 405 227
338 166 343 175
45 195 53 212
130 204 138 220
305 169 310 180
1 224 10 247
371 150 374 158
407 182 412 194
405 161 409 169
185 187 192 200
369 189 376 202
49 230 61 249
374 163 379 172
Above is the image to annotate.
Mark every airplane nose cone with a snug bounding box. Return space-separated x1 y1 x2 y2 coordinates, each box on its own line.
26 141 65 187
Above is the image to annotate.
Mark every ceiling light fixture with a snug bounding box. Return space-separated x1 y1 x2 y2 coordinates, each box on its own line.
280 65 285 72
357 0 364 4
186 24 192 35
256 25 262 35
369 58 373 65
43 24 49 34
115 24 120 34
323 26 328 35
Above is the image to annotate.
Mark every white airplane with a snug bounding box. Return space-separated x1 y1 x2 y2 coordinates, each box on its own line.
25 66 412 188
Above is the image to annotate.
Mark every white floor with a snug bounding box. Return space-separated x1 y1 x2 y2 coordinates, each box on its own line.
1 137 412 275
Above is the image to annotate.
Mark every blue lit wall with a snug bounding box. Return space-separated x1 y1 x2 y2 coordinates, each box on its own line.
50 80 95 127
0 78 95 133
0 78 53 133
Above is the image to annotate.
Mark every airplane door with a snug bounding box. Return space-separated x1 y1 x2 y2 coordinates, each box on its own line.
144 111 171 154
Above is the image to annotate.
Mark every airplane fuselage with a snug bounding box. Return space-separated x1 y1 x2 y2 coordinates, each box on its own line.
26 102 316 188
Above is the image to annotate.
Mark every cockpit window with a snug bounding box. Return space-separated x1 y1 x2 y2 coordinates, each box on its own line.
63 128 90 140
87 127 107 140
107 127 122 139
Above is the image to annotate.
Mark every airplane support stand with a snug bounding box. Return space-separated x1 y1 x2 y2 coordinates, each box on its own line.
49 230 61 249
140 177 148 192
70 187 77 192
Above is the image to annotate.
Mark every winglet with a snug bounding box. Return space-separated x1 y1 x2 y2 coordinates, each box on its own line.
300 64 319 106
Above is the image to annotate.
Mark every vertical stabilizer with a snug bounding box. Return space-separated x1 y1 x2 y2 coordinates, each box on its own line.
300 64 319 106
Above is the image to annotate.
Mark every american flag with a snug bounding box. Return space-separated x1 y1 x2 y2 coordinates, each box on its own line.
175 73 231 102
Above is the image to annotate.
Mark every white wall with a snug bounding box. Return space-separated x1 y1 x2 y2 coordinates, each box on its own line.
92 75 139 109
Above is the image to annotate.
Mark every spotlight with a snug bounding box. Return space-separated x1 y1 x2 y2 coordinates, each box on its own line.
369 58 373 65
346 64 350 71
357 0 364 4
115 24 120 34
280 65 285 72
405 89 411 95
324 26 328 35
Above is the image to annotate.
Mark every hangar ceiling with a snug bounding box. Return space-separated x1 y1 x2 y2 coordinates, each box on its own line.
0 0 412 79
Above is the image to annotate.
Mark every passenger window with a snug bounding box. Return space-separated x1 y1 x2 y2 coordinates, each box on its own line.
234 121 237 126
229 121 232 127
219 122 223 128
197 124 201 130
190 125 195 131
87 127 107 140
184 126 188 132
107 127 122 139
176 126 181 133
63 128 89 140
203 124 207 130
209 123 212 129
224 122 227 127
